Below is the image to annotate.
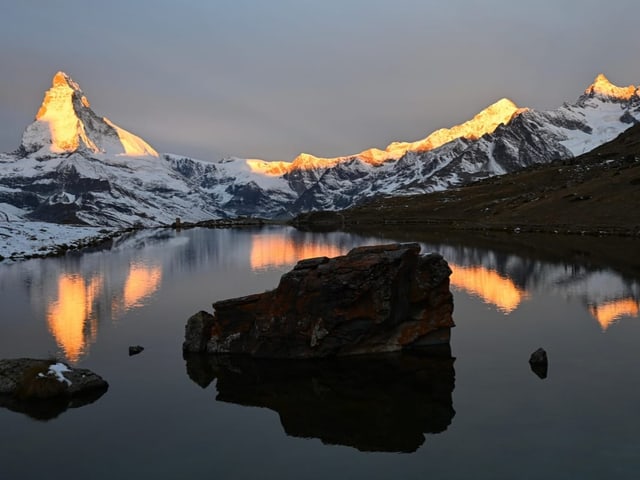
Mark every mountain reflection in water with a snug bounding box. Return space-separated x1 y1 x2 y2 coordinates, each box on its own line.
449 264 528 314
589 297 640 331
44 260 163 363
184 350 455 453
46 273 102 362
122 263 162 309
35 227 640 364
3 227 640 477
249 232 346 271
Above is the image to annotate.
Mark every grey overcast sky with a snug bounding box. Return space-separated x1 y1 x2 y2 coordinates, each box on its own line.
1 0 639 161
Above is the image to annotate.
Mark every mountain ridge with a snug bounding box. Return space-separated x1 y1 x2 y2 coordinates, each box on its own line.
297 122 640 236
1 71 639 228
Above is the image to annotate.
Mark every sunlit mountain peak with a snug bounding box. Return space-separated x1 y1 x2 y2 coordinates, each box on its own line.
21 71 158 158
246 159 292 176
245 97 526 176
290 152 342 170
584 73 638 101
384 98 523 158
50 71 83 95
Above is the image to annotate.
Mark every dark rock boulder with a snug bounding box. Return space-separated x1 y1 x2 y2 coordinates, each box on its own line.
529 347 549 379
184 350 456 452
184 243 454 358
128 345 144 356
0 358 108 420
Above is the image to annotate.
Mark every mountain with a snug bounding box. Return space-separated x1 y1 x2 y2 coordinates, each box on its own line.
0 72 296 226
283 74 640 212
1 71 639 228
303 121 640 236
20 72 158 158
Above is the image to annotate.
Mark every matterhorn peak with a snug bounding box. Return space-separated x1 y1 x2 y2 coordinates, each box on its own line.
51 71 81 91
583 73 638 102
21 71 158 158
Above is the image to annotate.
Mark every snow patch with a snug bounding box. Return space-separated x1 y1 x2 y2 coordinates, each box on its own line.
46 362 72 385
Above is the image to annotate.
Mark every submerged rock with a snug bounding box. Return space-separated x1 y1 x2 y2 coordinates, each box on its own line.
0 358 108 420
184 349 456 452
183 243 454 358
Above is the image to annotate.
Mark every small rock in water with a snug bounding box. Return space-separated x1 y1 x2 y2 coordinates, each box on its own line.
529 347 548 379
128 345 144 356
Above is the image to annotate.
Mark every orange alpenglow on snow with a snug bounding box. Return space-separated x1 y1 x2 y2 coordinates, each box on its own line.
449 264 528 314
589 298 639 331
31 71 158 157
584 73 639 101
247 98 524 175
385 98 524 157
245 159 293 176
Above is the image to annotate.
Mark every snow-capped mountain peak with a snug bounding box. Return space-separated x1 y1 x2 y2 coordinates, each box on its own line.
20 71 158 158
241 97 527 176
2 70 639 230
583 73 638 102
385 97 524 157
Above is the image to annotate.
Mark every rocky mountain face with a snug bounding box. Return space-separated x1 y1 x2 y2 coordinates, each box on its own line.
0 72 638 227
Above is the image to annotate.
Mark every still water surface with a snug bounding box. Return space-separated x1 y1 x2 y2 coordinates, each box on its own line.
1 226 639 479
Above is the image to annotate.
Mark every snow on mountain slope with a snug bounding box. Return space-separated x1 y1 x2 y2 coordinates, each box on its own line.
385 98 525 156
21 72 158 158
1 72 297 228
166 154 297 218
0 220 105 259
1 71 639 236
286 74 640 213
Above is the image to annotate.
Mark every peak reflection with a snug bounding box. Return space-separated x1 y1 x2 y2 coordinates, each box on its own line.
45 261 162 363
46 274 102 362
589 298 639 331
450 264 528 314
249 233 347 271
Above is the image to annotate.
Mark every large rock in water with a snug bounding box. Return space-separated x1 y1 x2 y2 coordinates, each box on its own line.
0 358 108 420
183 243 454 358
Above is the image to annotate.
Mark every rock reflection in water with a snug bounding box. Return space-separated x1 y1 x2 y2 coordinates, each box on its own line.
0 387 108 421
185 349 455 453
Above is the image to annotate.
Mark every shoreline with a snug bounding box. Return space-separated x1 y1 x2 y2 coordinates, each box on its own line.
2 210 637 263
0 217 277 262
291 212 640 239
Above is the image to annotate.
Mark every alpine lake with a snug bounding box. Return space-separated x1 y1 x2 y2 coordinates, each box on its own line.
1 225 639 479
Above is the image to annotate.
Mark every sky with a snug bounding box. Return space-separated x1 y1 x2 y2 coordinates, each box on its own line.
1 0 640 162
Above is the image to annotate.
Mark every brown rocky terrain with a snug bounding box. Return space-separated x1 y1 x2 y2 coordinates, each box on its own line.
293 123 640 237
